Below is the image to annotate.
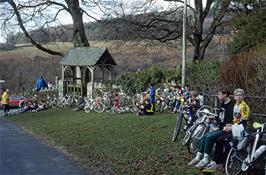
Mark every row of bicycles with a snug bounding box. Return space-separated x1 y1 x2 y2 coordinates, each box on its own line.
44 88 191 114
172 104 266 175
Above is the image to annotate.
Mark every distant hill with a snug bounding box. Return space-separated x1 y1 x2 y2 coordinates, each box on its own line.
0 39 227 93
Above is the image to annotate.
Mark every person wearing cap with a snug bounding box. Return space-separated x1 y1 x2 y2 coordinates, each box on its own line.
1 89 10 115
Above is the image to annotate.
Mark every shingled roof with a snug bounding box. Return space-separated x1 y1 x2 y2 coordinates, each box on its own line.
60 47 117 66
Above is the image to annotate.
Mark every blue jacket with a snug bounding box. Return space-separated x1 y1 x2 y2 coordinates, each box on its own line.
36 77 48 91
149 86 156 104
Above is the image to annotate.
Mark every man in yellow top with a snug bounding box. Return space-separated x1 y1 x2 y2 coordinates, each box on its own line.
1 89 10 115
233 88 250 128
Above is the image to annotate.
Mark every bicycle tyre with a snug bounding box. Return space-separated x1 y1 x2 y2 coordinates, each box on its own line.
94 102 105 113
51 100 57 108
225 148 248 175
172 113 183 142
84 105 92 113
187 122 208 154
132 94 141 107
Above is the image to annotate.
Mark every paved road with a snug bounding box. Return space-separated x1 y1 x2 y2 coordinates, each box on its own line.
0 119 88 175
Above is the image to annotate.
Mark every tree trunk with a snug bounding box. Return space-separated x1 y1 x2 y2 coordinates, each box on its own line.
65 0 90 47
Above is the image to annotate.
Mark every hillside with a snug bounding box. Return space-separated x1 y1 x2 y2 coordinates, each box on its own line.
0 39 226 93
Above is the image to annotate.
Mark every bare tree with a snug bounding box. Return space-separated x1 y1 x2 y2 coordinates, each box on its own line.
0 0 95 56
104 0 232 62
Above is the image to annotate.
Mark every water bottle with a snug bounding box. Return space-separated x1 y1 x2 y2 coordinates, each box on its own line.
253 145 266 160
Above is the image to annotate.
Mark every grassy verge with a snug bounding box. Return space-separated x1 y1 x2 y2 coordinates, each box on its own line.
5 109 219 174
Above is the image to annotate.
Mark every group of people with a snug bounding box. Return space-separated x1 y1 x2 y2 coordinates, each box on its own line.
137 83 203 120
134 83 251 173
1 80 253 173
187 88 250 173
20 100 47 113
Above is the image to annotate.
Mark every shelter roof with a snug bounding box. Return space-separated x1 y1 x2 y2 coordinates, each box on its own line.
60 47 117 66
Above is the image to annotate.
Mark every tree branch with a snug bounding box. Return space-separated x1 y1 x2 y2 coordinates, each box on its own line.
7 0 64 56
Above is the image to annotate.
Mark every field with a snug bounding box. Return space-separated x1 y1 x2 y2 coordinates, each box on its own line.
4 109 223 175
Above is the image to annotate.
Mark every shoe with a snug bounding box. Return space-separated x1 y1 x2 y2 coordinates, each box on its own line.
195 159 209 169
202 162 220 173
187 158 200 166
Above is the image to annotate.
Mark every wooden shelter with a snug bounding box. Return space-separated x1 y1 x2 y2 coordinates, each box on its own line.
60 47 117 97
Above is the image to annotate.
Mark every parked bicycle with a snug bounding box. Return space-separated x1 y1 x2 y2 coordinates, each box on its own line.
84 98 105 113
185 108 217 154
225 122 266 175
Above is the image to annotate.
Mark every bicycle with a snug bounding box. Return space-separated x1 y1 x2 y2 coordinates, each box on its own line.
57 95 79 108
172 103 190 142
225 122 266 175
84 98 105 113
185 108 217 154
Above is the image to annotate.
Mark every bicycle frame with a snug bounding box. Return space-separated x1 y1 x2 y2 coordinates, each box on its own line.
241 123 266 171
226 122 266 175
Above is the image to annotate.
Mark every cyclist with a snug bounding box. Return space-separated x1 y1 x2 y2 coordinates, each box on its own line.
188 88 234 169
138 98 154 115
183 84 191 100
1 89 10 115
203 88 250 172
148 83 156 105
232 88 250 128
183 90 201 131
172 84 185 113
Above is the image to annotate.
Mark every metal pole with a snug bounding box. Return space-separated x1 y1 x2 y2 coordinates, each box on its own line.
181 0 187 86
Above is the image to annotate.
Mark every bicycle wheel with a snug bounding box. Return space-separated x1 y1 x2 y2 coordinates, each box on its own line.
84 104 92 113
132 94 141 107
225 148 248 175
57 100 64 107
51 99 57 108
172 113 183 142
187 122 208 154
130 106 138 114
182 126 193 146
159 101 165 113
94 102 105 113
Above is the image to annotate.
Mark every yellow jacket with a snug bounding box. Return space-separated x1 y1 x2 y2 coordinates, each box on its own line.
1 91 9 104
233 101 250 124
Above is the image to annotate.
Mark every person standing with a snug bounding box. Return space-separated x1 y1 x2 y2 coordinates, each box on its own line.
1 89 10 115
36 76 48 91
148 83 156 105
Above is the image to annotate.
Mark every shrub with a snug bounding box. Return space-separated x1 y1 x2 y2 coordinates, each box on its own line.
115 62 221 94
220 45 266 96
185 61 221 93
115 66 181 94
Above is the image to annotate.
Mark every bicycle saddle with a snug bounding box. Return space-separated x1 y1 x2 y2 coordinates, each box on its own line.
253 122 263 129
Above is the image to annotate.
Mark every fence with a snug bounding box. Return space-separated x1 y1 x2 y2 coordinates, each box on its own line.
203 94 266 123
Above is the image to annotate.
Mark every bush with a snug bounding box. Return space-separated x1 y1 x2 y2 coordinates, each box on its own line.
115 66 181 94
220 45 266 96
186 61 221 93
229 8 266 54
115 62 221 94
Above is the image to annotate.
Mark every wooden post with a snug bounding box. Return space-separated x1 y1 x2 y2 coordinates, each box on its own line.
101 66 105 82
108 66 113 80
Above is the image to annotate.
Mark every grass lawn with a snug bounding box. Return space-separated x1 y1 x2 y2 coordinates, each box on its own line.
5 109 220 175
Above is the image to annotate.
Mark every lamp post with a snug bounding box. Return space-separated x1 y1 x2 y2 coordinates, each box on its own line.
181 0 187 86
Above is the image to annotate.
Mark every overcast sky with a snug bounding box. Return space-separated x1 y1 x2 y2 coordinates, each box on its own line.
0 0 202 43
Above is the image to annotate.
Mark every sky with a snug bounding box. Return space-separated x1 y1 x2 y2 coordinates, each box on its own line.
0 0 200 43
